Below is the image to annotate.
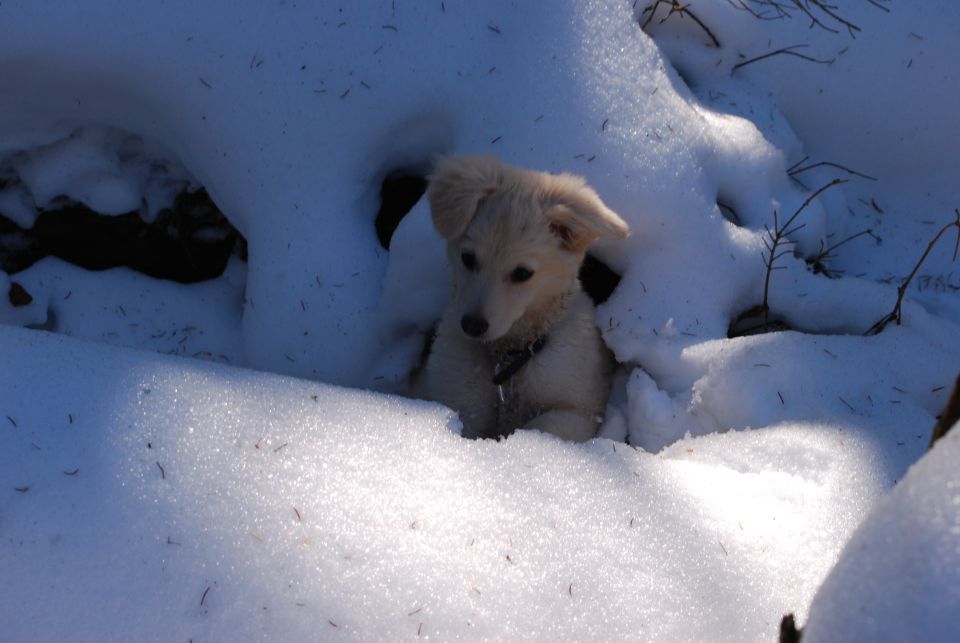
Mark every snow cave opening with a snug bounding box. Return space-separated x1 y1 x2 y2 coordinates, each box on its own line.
1 126 247 298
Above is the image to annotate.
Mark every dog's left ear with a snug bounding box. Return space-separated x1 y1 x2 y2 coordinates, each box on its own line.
542 173 630 253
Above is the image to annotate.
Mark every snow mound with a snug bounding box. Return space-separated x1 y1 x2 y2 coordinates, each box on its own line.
0 326 915 641
803 425 960 642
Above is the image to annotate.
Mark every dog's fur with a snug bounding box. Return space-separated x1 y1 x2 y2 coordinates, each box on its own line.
420 155 629 441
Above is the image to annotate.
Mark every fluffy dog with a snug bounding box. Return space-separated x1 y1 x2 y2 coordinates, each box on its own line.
420 155 629 441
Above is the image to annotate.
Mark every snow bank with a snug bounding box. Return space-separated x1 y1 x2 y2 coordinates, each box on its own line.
642 0 960 322
0 326 913 641
1 1 959 638
803 424 960 642
2 2 957 433
3 256 245 362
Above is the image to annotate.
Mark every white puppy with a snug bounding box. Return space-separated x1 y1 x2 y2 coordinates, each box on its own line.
420 155 629 441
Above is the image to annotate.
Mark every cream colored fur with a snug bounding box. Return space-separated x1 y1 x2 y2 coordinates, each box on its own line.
420 155 629 441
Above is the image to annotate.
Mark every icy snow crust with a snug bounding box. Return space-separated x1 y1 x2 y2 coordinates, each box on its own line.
1 0 960 640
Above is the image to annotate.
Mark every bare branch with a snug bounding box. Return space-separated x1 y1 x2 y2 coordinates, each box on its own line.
866 209 960 335
727 0 887 36
641 1 722 48
788 160 878 182
753 179 846 332
808 228 873 276
732 44 834 73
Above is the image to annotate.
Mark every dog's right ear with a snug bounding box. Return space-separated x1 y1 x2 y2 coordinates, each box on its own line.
427 155 503 240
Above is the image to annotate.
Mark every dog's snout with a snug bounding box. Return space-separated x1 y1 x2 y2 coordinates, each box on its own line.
461 314 489 338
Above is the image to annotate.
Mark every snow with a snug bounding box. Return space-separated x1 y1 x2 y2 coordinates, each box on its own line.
1 0 959 640
0 326 905 641
803 424 960 643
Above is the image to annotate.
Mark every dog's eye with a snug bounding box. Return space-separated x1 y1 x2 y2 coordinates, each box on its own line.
461 251 478 271
510 267 534 283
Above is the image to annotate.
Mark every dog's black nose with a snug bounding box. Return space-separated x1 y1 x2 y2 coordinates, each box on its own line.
461 314 488 338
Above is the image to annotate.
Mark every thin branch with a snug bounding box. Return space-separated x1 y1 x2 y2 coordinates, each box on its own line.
808 228 873 275
727 0 884 36
788 160 878 182
732 45 834 73
641 1 721 48
866 209 960 335
755 179 847 330
803 0 861 37
786 155 809 174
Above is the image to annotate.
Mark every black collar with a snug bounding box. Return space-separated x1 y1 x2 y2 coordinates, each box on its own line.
491 335 548 386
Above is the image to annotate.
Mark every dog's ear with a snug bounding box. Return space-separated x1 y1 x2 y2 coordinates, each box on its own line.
427 155 504 240
542 173 630 253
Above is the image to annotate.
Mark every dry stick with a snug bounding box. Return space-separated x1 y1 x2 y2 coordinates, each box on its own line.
732 45 834 73
809 228 874 274
789 161 878 182
865 209 960 335
803 0 861 37
640 0 721 48
728 0 877 34
725 0 782 21
786 155 810 174
759 179 847 330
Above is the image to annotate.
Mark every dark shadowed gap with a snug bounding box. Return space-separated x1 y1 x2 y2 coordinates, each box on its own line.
0 188 246 284
716 197 742 226
579 254 621 306
375 171 428 250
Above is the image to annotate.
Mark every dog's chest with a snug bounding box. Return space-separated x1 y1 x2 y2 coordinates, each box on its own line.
489 349 556 435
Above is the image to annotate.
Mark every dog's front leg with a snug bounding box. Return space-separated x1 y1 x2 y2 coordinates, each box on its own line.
521 409 599 443
424 311 498 439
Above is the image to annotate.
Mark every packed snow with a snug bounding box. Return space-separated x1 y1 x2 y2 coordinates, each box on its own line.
1 0 958 640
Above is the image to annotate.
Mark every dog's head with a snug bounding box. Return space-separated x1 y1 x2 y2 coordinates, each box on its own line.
427 155 629 342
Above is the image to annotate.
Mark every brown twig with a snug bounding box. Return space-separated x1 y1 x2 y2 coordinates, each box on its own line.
725 0 787 21
866 210 960 335
788 159 878 182
732 45 834 73
640 1 721 48
808 228 873 276
727 0 888 36
758 179 847 330
803 0 861 37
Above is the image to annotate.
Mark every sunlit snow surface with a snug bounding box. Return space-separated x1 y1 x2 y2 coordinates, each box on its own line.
0 326 913 641
1 0 959 640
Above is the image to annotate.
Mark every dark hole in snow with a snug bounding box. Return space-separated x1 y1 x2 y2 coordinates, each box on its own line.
716 198 742 226
727 305 793 338
375 171 428 250
579 254 621 306
8 281 33 306
0 188 246 283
